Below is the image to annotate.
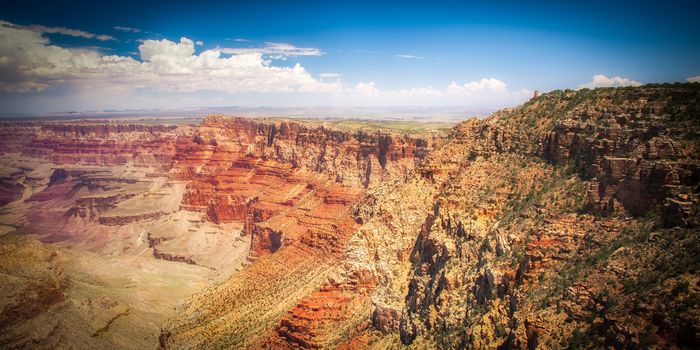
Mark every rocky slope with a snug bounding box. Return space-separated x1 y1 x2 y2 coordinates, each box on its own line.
348 83 700 349
0 234 215 349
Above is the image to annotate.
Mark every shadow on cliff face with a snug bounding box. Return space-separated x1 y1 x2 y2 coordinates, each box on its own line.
270 231 283 253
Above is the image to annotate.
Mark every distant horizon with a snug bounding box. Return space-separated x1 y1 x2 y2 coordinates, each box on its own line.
0 104 501 122
3 81 699 121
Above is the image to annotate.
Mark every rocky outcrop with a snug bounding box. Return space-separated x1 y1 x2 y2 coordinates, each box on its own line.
419 118 515 182
267 289 360 348
151 248 196 265
402 211 451 335
0 235 69 332
0 178 25 207
98 211 167 226
541 114 699 216
372 302 401 334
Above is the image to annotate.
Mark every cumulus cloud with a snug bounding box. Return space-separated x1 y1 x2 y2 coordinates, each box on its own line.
219 42 323 59
687 76 700 83
0 21 340 95
446 78 508 94
0 22 102 92
139 37 195 62
336 78 530 106
394 54 423 59
195 40 204 46
113 26 141 33
353 82 380 94
319 73 343 78
578 74 642 89
0 20 531 111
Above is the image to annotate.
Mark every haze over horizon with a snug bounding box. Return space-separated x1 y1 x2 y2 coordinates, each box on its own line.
1 0 699 115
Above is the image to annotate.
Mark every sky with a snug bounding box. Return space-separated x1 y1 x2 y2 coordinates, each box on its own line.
1 0 699 115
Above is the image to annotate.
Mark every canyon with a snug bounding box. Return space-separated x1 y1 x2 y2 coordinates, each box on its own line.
0 84 698 349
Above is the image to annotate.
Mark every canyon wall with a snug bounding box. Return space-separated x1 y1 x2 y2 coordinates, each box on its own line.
175 115 436 256
539 102 699 223
21 123 189 166
389 84 700 349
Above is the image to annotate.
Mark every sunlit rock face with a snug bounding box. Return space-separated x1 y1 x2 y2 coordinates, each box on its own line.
174 115 433 256
391 84 700 349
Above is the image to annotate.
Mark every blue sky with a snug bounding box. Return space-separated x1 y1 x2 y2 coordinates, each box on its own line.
1 0 699 114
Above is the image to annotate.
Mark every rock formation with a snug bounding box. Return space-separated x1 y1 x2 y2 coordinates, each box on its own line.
387 84 700 349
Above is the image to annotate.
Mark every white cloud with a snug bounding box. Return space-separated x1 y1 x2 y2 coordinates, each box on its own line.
687 76 700 83
113 26 141 33
0 21 340 95
446 78 508 94
219 42 323 59
578 74 642 89
232 38 253 42
335 79 530 107
0 20 115 41
139 37 196 62
394 54 423 59
0 20 531 112
195 40 204 46
353 82 379 94
319 73 343 78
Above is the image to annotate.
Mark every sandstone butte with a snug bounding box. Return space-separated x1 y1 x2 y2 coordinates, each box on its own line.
0 83 698 349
